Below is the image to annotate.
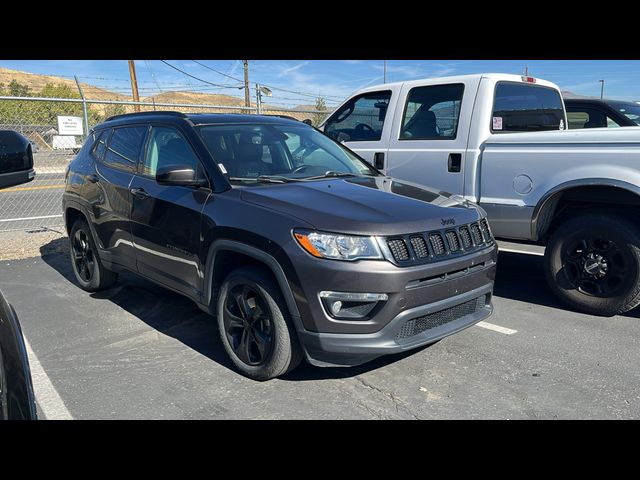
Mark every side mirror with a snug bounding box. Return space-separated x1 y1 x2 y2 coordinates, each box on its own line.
156 164 208 187
0 130 35 189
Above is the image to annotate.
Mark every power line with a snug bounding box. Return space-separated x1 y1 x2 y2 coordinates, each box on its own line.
160 60 244 89
191 60 244 83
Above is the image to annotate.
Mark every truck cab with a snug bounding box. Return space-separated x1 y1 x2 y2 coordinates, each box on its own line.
322 73 566 202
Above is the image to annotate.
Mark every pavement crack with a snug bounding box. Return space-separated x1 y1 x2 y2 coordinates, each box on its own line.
354 376 421 420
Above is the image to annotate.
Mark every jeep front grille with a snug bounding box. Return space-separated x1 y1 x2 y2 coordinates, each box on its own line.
410 236 429 258
387 238 410 261
429 233 446 255
384 219 494 265
459 226 472 249
470 223 483 245
445 230 460 252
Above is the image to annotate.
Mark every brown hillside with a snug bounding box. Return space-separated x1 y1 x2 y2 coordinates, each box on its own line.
0 67 130 100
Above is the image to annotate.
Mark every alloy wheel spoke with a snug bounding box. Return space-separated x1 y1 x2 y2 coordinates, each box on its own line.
224 306 245 329
252 329 269 361
235 328 252 364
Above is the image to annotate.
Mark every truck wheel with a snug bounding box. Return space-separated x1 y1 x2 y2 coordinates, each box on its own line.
69 219 117 292
217 266 303 381
544 214 640 316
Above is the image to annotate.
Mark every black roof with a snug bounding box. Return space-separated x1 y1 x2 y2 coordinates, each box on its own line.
564 98 639 107
102 110 302 127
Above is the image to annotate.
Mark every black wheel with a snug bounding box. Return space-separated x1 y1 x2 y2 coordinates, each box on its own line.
217 266 302 380
69 219 117 292
544 214 640 316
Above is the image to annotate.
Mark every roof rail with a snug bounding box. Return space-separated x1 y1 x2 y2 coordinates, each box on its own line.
105 110 188 122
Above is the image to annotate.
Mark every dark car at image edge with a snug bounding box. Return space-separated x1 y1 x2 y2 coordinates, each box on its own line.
0 130 35 189
62 111 497 380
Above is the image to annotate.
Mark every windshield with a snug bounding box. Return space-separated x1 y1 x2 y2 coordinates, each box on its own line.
197 122 377 183
615 103 640 125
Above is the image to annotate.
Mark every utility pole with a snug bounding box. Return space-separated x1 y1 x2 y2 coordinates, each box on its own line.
255 83 261 115
599 79 605 99
243 60 251 110
128 60 141 112
383 60 387 83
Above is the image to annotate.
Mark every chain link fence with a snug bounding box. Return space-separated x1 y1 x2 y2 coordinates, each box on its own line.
0 96 334 233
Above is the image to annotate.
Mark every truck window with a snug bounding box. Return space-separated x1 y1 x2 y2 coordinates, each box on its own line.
566 108 621 129
400 83 464 140
324 91 391 142
492 82 565 132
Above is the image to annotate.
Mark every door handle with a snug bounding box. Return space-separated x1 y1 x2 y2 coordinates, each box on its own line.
87 174 99 183
374 152 385 170
448 153 462 173
130 187 150 199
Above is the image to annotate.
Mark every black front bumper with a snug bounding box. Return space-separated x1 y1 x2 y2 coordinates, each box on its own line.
299 284 493 366
287 242 497 367
0 168 35 189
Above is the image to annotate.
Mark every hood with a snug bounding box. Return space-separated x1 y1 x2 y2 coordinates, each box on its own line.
240 176 482 236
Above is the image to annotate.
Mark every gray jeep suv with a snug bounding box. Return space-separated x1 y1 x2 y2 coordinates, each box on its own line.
62 112 497 380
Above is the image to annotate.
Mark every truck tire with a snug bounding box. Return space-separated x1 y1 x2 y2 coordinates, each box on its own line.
69 219 118 292
544 214 640 316
217 266 303 381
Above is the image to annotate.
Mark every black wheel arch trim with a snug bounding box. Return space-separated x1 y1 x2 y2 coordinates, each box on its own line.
531 178 640 241
203 240 303 329
0 290 37 420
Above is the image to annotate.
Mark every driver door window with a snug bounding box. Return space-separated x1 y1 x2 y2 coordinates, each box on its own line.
324 91 391 142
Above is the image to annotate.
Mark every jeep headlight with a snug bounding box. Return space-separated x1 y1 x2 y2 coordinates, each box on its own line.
293 230 383 261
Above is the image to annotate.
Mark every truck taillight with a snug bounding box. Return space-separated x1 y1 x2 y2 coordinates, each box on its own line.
521 76 537 83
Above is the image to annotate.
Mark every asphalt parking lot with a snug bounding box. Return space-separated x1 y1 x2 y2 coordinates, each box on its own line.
2 238 640 419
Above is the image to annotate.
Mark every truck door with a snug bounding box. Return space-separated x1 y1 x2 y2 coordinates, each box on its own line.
323 89 396 169
384 78 479 196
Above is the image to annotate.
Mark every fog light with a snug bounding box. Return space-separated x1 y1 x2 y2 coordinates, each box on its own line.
330 301 343 315
319 291 388 320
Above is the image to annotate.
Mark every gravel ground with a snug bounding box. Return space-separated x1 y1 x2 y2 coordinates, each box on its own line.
0 228 68 261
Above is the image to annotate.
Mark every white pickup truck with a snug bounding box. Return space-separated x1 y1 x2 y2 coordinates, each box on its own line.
321 73 640 316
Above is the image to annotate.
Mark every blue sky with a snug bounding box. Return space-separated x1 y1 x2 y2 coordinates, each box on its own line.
1 60 639 107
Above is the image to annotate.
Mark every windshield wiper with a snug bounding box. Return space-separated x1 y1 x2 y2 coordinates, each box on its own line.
302 171 359 181
229 175 298 184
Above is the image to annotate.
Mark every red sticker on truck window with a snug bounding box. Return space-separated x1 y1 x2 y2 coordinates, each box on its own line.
492 116 503 130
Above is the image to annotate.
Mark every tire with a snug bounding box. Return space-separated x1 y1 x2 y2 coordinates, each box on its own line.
217 266 302 380
544 214 640 316
69 219 117 292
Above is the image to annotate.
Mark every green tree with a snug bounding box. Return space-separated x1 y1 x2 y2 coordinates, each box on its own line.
8 79 31 97
312 96 327 127
37 82 83 125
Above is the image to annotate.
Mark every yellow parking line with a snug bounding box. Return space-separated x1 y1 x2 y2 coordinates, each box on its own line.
0 184 65 193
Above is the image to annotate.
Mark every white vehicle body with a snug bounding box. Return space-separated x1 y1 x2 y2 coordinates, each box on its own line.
320 73 640 241
321 73 640 316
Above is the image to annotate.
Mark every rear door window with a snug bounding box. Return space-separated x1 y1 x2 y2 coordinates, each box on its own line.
400 83 464 140
492 82 565 132
324 91 391 142
103 126 148 172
